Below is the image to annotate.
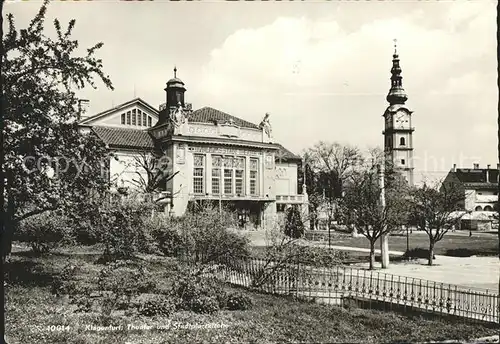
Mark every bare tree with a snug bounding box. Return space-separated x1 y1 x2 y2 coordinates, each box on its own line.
409 182 465 266
129 150 179 203
109 150 179 204
342 162 408 269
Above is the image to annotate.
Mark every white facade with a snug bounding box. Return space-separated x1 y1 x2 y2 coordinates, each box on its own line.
80 97 307 230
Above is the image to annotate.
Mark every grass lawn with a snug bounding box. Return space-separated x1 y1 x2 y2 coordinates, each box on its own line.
4 244 498 344
329 232 499 256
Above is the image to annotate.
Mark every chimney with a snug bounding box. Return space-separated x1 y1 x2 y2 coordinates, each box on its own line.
473 163 479 169
452 164 456 172
77 99 91 121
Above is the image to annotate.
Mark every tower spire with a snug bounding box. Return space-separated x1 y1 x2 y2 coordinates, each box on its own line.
173 66 177 78
386 39 408 105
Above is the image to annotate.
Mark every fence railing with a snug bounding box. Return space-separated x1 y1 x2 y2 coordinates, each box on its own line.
215 257 499 325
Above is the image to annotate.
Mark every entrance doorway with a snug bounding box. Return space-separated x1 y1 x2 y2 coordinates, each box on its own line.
234 201 261 230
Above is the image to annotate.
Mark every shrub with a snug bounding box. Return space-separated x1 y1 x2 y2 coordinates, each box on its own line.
66 198 104 245
187 295 220 314
150 217 184 257
51 262 80 296
96 200 158 261
299 246 350 267
137 294 176 317
402 248 435 260
284 206 305 239
176 205 250 265
444 248 473 257
15 211 73 254
97 260 157 310
171 270 227 314
69 287 93 312
226 291 253 311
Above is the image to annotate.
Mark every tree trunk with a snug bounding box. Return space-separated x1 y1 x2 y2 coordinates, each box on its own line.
2 177 16 259
369 241 376 270
428 241 435 266
497 0 500 301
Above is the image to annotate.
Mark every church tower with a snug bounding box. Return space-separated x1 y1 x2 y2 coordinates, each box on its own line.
383 40 414 186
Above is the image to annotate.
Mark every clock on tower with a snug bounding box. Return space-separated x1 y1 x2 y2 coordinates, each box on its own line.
382 42 415 186
394 111 410 129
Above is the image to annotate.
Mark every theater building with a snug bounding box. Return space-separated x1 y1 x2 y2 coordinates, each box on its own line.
79 69 308 230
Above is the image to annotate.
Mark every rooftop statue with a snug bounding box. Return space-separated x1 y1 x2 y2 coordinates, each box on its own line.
260 112 273 142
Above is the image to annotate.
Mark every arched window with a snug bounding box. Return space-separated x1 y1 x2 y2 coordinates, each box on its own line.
475 205 483 211
121 113 125 124
400 137 406 146
484 205 493 212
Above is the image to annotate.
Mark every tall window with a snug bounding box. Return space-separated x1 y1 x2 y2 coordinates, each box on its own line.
223 157 233 194
400 137 406 146
211 156 222 194
132 109 136 125
148 116 152 127
137 110 142 126
250 158 259 195
193 154 205 194
126 111 131 125
121 113 125 124
234 157 245 195
142 112 147 126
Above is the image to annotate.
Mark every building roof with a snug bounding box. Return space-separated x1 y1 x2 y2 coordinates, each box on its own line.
92 126 155 150
80 98 158 125
187 107 260 129
275 144 301 162
452 168 499 184
167 77 185 85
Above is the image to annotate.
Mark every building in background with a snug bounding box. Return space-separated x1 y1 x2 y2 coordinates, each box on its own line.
442 164 498 231
442 163 499 212
79 68 308 230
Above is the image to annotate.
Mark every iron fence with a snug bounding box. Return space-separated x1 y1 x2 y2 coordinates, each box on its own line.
215 257 499 325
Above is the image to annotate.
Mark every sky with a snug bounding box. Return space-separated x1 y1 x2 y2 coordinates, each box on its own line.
4 0 498 184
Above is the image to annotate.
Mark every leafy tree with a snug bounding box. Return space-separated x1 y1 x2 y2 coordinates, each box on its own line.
303 142 363 227
342 159 409 270
409 182 464 266
1 1 114 257
284 205 305 239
